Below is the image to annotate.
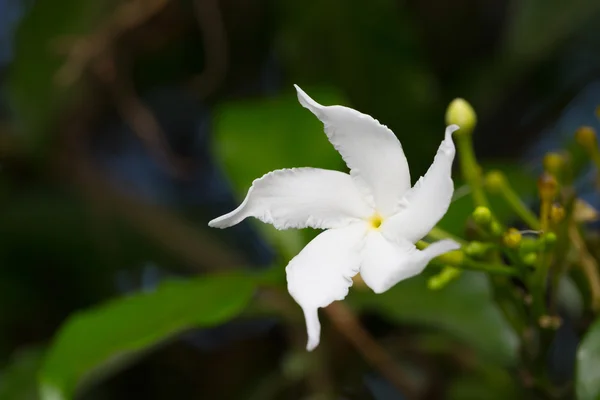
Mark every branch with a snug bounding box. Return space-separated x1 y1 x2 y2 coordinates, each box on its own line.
324 302 419 399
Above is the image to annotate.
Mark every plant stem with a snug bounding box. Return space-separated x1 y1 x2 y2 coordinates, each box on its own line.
569 223 600 311
499 185 541 230
416 241 519 276
428 227 467 245
456 135 489 208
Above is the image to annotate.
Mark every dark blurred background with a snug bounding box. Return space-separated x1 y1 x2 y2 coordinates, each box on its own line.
1 0 600 399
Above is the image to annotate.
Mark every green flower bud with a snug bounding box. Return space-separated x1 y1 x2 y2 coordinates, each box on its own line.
543 152 565 176
484 170 506 194
575 126 598 150
427 266 461 290
519 237 539 253
472 206 492 225
464 241 489 257
436 250 465 266
445 98 477 135
543 232 557 247
490 221 503 236
503 228 522 248
522 252 538 266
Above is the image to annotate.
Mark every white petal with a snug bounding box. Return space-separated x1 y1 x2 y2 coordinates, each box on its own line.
209 168 373 230
381 125 458 243
360 232 461 293
286 223 367 350
294 85 411 217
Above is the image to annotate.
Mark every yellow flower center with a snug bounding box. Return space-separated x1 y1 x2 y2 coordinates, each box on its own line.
368 214 383 230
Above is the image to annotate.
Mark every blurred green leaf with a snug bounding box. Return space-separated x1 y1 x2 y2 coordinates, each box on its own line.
39 274 256 400
448 364 524 400
8 0 116 151
348 272 519 365
214 86 347 189
576 318 600 400
0 348 44 400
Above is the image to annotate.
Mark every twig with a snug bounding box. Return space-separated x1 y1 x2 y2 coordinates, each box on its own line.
191 0 228 98
324 302 418 399
99 57 191 178
569 223 600 311
60 113 244 272
54 0 170 86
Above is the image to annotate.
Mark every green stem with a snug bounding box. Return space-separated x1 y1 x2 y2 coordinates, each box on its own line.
417 241 519 276
428 227 467 245
461 259 520 276
500 186 541 230
456 134 489 207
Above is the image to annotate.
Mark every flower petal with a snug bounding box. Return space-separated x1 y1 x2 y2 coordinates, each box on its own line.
381 125 459 243
209 168 373 230
360 232 461 293
286 223 367 350
294 85 411 217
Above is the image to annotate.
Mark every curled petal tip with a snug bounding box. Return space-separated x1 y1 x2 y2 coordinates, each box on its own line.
293 85 322 113
207 218 221 228
306 337 319 351
438 238 462 252
445 124 460 137
207 214 236 229
302 307 322 351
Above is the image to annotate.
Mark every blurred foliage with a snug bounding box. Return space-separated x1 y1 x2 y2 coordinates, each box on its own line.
1 0 600 399
576 318 600 400
8 0 117 151
349 272 519 365
0 348 43 400
40 274 256 399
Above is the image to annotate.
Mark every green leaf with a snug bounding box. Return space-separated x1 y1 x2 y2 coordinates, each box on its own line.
348 272 519 365
213 87 347 190
8 0 116 151
576 318 600 400
39 274 256 399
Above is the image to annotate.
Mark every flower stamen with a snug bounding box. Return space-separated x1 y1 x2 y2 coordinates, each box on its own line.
369 214 383 230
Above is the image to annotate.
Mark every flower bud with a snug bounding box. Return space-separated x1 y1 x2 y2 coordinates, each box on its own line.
575 126 598 150
445 98 477 135
550 204 565 223
484 170 506 194
537 173 558 202
436 250 465 266
543 232 557 248
464 241 489 257
427 266 461 290
503 228 522 248
490 221 503 236
543 152 564 176
472 206 492 225
522 252 538 266
519 237 539 253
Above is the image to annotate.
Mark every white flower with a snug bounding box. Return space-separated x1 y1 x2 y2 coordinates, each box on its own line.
209 85 461 351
